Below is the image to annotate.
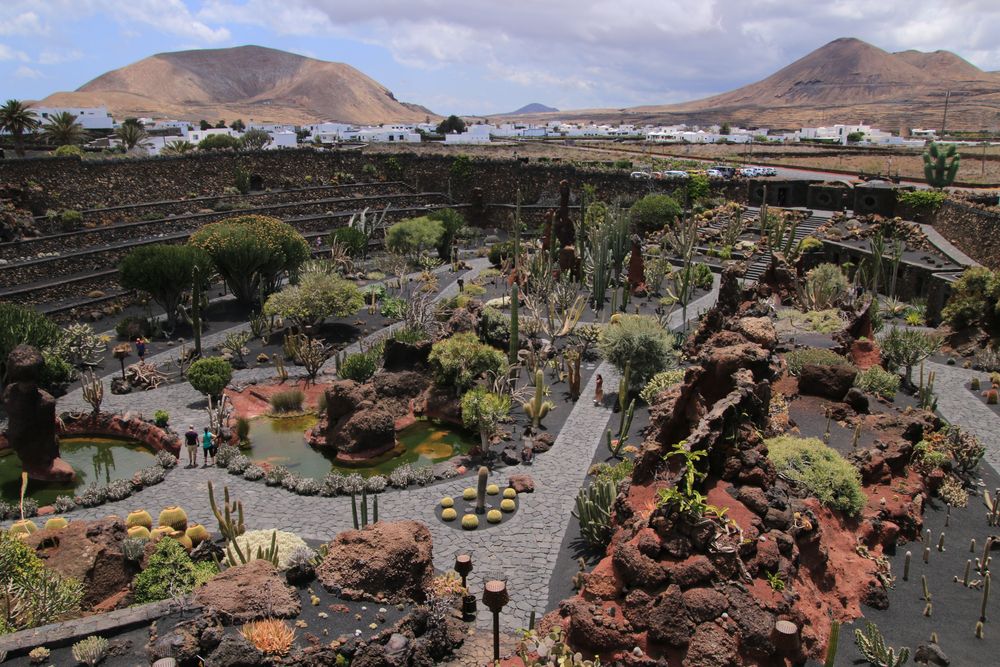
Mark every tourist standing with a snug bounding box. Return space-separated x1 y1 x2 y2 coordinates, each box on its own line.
202 427 216 467
184 425 199 468
135 337 148 362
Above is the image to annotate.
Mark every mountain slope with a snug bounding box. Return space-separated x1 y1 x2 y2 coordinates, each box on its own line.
39 45 434 125
499 103 559 115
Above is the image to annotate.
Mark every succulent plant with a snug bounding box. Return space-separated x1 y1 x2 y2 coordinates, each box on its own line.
413 465 436 485
20 497 38 518
461 514 479 530
972 377 981 390
500 499 516 512
487 509 502 524
52 495 77 513
365 475 388 493
214 444 240 467
155 450 178 469
149 526 173 541
281 473 301 491
44 517 68 531
169 529 193 551
320 471 344 496
186 524 211 546
227 454 250 475
78 483 107 507
126 509 153 529
158 506 188 531
295 478 321 496
486 484 500 496
388 464 414 488
71 635 109 666
243 464 265 481
137 465 166 486
462 487 476 501
442 508 458 521
10 519 38 536
28 646 50 663
503 488 517 500
105 478 134 501
343 473 365 495
441 497 455 508
266 465 291 487
127 525 151 540
121 536 148 562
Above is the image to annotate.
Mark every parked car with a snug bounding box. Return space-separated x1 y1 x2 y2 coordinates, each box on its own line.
630 171 652 180
705 169 725 179
739 167 761 177
660 170 690 180
709 165 737 179
759 166 777 176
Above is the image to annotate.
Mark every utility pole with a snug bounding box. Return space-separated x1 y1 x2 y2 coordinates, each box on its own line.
941 90 951 138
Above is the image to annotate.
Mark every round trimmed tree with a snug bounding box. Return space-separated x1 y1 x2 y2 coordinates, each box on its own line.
598 314 678 391
189 215 310 306
187 357 233 399
119 244 211 330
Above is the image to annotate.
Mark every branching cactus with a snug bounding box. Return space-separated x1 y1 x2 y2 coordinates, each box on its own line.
523 370 556 430
853 621 909 667
923 141 960 189
81 371 103 414
71 635 109 666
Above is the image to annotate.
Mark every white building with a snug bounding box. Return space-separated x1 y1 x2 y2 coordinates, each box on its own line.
266 130 297 149
31 106 114 130
185 127 240 143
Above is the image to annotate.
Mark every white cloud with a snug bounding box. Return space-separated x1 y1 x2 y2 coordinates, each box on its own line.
0 11 46 36
14 65 43 79
38 48 83 65
0 44 30 62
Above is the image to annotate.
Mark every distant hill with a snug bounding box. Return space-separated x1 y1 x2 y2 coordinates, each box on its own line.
499 103 559 116
509 38 1000 131
38 45 435 125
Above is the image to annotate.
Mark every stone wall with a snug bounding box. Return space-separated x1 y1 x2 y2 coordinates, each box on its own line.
0 149 740 216
929 199 1000 270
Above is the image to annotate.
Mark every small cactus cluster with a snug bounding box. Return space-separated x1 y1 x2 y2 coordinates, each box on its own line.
71 635 109 666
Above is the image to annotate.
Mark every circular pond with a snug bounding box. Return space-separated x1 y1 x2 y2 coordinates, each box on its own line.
0 437 157 506
244 416 475 479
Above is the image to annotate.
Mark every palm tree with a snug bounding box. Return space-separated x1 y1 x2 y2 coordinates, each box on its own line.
0 99 40 157
114 121 149 152
161 139 195 156
40 111 87 146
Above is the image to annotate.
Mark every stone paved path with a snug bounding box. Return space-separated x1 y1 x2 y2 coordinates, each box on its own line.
22 270 720 632
925 360 1000 473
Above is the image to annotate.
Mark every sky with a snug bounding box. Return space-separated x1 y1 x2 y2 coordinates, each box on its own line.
2 0 999 117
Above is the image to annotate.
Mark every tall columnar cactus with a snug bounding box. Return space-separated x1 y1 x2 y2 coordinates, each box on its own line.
523 370 556 430
81 371 103 414
475 466 489 515
351 489 379 529
619 361 632 405
208 481 245 541
564 349 582 401
509 283 520 365
572 478 616 548
192 264 203 358
824 621 840 667
923 141 960 189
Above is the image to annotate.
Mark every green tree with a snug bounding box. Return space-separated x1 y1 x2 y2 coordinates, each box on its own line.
198 134 240 151
385 216 444 260
0 303 61 386
719 122 731 135
229 118 246 132
199 120 212 131
436 114 466 134
428 332 506 395
327 227 367 257
39 111 87 146
119 244 211 330
239 128 270 151
162 140 195 155
114 121 149 152
428 208 464 260
923 141 960 188
0 99 40 157
941 267 1000 331
461 387 511 453
628 194 682 235
187 357 233 398
598 314 678 390
215 119 227 129
263 272 364 329
846 131 865 143
189 214 310 306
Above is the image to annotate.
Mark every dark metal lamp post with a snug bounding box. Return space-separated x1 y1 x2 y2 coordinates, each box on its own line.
482 578 509 663
454 554 476 621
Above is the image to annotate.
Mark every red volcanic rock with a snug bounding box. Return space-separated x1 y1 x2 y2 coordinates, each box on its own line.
669 555 715 589
722 584 777 659
849 338 881 369
736 486 769 517
682 588 728 623
798 363 857 400
562 599 634 653
733 316 777 349
647 585 692 647
750 537 781 575
382 337 431 371
194 559 300 622
317 520 433 603
60 412 181 456
682 621 739 667
26 518 132 609
507 474 535 493
613 540 669 590
324 380 374 419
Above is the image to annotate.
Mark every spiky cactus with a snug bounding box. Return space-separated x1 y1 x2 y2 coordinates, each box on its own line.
522 370 556 430
509 283 520 365
351 489 379 529
572 478 616 548
923 141 960 189
81 371 103 414
854 621 909 667
72 635 109 666
475 466 489 515
208 481 245 541
564 349 582 401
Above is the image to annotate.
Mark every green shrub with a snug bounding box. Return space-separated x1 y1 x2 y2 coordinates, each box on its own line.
380 296 406 319
691 263 713 290
428 208 465 260
854 366 900 399
897 189 946 211
115 315 151 341
190 214 310 306
392 327 427 344
119 244 211 330
487 241 514 267
686 172 711 202
640 368 686 404
339 350 380 383
263 272 363 329
0 529 83 631
327 227 367 257
58 209 83 232
187 357 233 398
802 263 849 310
385 216 444 259
133 538 217 604
598 315 678 390
766 435 866 515
54 144 84 158
429 332 506 395
785 309 844 333
153 410 170 427
269 389 304 413
0 303 62 385
40 350 76 391
628 194 681 235
197 134 240 151
941 267 1000 331
879 326 941 382
784 348 850 375
591 458 634 487
478 307 511 349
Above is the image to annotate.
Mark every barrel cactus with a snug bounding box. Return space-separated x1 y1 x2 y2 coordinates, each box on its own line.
44 517 68 531
503 488 517 500
10 519 37 537
461 514 479 530
487 509 502 524
462 487 476 501
440 497 454 508
486 484 500 496
128 525 151 540
186 524 210 547
126 509 153 529
442 508 457 521
500 499 516 512
158 506 188 531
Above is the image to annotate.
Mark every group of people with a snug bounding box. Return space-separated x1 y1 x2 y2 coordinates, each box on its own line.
183 425 218 468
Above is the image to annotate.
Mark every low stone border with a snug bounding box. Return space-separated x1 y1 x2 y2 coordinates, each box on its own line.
60 411 183 457
0 598 200 656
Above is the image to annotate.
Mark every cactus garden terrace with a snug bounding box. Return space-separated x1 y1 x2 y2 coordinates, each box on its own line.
1 148 1000 665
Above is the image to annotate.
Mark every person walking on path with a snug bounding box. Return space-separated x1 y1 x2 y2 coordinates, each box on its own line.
135 337 148 362
184 425 199 468
201 427 216 467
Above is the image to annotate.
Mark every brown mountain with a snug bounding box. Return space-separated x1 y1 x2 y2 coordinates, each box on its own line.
513 38 1000 131
39 45 435 125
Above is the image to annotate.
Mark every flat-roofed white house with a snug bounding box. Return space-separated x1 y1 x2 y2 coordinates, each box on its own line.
184 127 240 143
31 106 114 130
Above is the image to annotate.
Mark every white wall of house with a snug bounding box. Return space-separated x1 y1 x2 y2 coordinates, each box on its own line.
31 106 114 130
266 131 297 149
185 127 240 143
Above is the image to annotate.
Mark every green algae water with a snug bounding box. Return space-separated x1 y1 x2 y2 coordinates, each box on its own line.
244 416 474 479
0 437 157 506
